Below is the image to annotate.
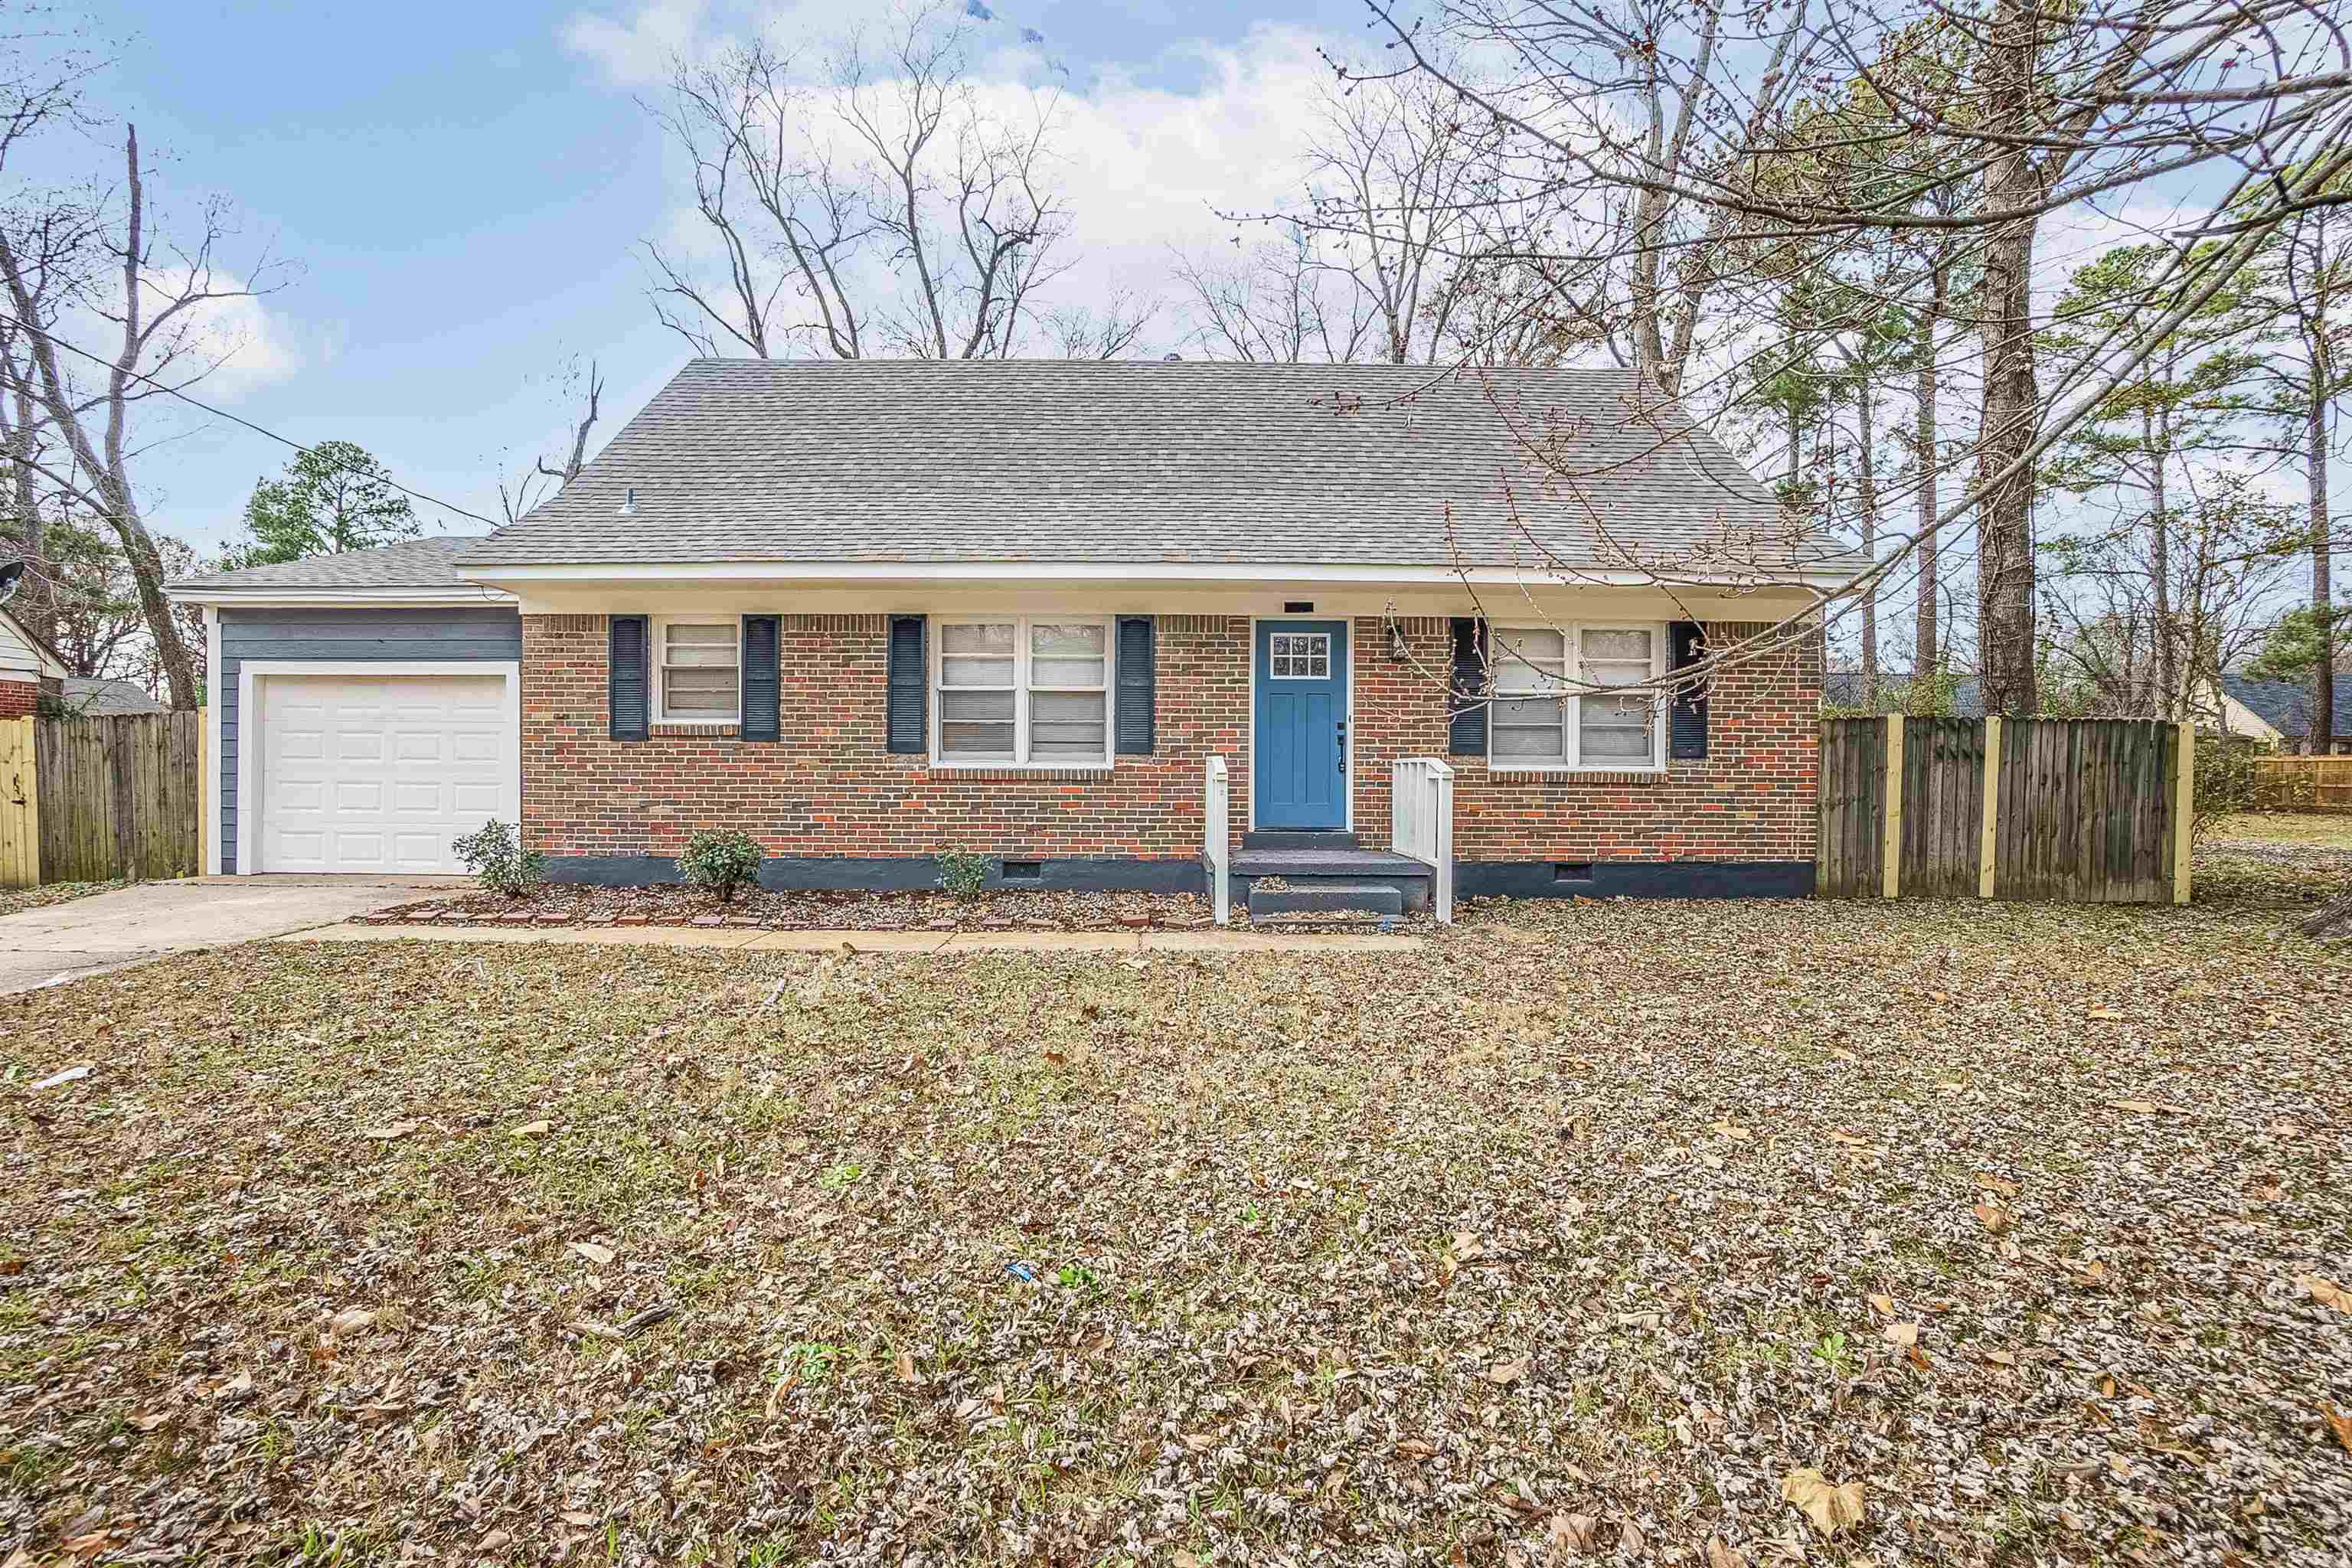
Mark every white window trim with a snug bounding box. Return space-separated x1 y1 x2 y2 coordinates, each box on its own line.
651 613 744 726
1486 621 1668 773
929 614 1116 770
1267 631 1333 681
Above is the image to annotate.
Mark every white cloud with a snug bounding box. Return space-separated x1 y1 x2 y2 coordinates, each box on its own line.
577 7 1359 352
561 0 713 89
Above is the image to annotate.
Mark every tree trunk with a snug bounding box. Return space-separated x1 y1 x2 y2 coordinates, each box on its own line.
1857 373 1879 705
2314 360 2337 755
1914 276 1941 678
2148 407 2175 717
1972 39 2043 718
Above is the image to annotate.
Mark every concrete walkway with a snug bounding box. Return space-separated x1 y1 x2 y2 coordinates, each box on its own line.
276 922 1426 955
0 876 466 993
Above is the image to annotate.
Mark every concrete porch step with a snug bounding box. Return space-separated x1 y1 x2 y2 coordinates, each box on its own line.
1241 829 1361 850
1247 881 1403 920
1230 847 1429 877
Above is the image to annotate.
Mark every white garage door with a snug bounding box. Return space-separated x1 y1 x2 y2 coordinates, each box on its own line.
255 673 511 874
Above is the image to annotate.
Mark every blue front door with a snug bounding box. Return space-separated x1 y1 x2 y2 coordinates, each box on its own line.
1254 620 1349 830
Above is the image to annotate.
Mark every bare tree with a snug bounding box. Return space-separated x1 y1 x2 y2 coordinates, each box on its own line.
0 121 289 710
1172 226 1374 363
641 2 1086 361
1040 290 1161 361
498 358 605 525
1339 0 2352 719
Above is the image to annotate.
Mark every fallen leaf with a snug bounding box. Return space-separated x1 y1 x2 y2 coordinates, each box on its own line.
2086 1006 2127 1021
1487 1358 1527 1385
2298 1274 2352 1314
1619 1518 1647 1555
1710 1119 1753 1142
1881 1321 1919 1348
893 1350 918 1383
1975 1172 2020 1197
1973 1202 2013 1235
1867 1292 1895 1316
2108 1099 2184 1115
1984 1349 2017 1366
1394 1438 1437 1458
1174 1553 1202 1568
1780 1468 1867 1537
561 1510 596 1526
476 1533 511 1554
567 1241 615 1266
511 1119 553 1136
2098 1374 2118 1397
1707 1537 1748 1568
2321 1401 2352 1454
127 1413 169 1432
763 1367 800 1418
326 1308 375 1338
360 1120 417 1141
1549 1513 1599 1553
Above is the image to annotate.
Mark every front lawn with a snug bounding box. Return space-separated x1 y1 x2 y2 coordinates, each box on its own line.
4 883 2350 1566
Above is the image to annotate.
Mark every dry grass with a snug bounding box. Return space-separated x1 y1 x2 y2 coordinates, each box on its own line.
2209 812 2352 851
3 867 2349 1566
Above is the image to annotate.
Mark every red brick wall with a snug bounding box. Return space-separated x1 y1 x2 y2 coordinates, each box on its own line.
1355 617 1820 863
520 612 1818 866
0 680 36 719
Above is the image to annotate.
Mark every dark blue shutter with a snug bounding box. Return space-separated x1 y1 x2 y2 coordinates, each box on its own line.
885 616 927 754
609 615 648 741
1447 617 1488 756
741 615 780 742
1114 616 1156 755
1668 620 1710 761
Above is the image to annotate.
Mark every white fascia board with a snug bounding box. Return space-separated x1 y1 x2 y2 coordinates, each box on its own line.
459 559 1859 592
165 585 519 609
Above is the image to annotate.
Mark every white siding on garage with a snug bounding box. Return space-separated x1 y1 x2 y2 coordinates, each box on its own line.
253 673 510 874
1 608 60 684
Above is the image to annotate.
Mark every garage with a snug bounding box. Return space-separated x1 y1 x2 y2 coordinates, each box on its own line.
245 669 516 875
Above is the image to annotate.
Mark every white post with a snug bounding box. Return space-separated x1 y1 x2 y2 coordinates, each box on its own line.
1203 754 1230 925
1389 756 1455 924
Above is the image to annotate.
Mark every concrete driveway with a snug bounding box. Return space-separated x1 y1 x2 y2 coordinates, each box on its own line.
0 876 463 994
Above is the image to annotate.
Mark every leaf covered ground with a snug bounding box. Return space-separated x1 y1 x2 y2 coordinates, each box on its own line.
3 858 2350 1567
0 880 127 922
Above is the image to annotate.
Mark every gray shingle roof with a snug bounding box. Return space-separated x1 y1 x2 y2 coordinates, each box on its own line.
60 676 162 715
2222 674 2352 739
169 534 490 593
460 359 1839 573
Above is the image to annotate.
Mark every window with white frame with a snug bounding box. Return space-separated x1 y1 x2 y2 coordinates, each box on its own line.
1490 623 1662 768
935 617 1110 764
654 618 740 723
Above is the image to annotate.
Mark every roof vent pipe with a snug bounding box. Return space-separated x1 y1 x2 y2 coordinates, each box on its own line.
1162 353 1181 362
619 487 636 516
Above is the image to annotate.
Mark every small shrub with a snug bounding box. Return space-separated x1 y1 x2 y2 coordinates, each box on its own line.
680 828 763 903
936 848 995 900
2193 733 2300 840
452 819 545 899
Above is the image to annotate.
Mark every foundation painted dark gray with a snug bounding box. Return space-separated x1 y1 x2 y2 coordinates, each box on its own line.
545 854 1209 895
217 607 523 872
1455 860 1816 900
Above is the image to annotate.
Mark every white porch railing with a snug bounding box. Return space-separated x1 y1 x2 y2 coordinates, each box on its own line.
1391 756 1455 924
1203 754 1231 925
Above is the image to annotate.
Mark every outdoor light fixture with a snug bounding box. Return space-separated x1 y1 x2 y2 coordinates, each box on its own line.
1386 620 1410 662
0 559 21 606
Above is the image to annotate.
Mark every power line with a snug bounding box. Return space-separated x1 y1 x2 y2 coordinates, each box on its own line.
0 309 505 529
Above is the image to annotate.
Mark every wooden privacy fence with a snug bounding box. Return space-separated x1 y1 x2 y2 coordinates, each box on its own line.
0 710 201 888
2251 755 2352 812
1819 715 2192 904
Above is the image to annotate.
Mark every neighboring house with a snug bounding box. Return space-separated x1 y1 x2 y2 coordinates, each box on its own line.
60 676 165 716
166 361 1859 900
2216 674 2352 753
0 603 67 717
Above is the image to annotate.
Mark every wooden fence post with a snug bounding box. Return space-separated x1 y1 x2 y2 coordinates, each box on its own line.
2172 720 2194 905
0 715 35 889
1881 713 1904 900
1978 715 2001 899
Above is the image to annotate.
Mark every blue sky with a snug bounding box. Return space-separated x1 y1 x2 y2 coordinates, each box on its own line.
103 1 1379 554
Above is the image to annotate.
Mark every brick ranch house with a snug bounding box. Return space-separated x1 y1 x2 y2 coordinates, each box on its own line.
167 360 1857 903
0 602 68 718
